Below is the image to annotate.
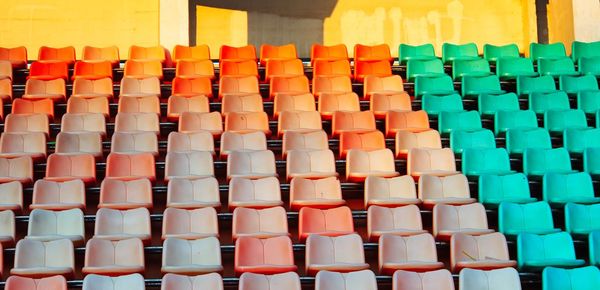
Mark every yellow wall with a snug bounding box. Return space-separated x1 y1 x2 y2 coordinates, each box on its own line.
196 6 248 58
0 0 159 60
548 0 575 54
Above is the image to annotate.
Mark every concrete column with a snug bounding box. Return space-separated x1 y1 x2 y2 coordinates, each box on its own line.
160 0 189 49
572 0 600 41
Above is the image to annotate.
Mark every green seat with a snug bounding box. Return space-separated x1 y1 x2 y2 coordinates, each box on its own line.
452 59 491 80
406 59 445 81
559 74 599 95
478 173 536 207
517 231 585 271
462 148 513 177
516 75 557 97
398 44 436 64
421 93 463 116
414 75 455 98
538 57 579 77
589 231 600 266
543 172 600 207
449 129 495 154
530 42 567 63
529 91 570 115
564 128 600 154
583 147 600 176
494 110 538 135
579 56 600 76
577 91 600 114
523 147 575 177
571 40 600 64
442 42 479 64
496 57 538 80
478 93 520 116
483 43 520 63
542 266 600 290
506 128 551 155
462 75 506 98
565 203 600 235
438 110 482 135
544 109 588 134
499 201 561 237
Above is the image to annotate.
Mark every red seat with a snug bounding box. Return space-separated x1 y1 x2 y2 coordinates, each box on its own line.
220 45 257 63
234 236 297 276
106 152 156 182
38 46 76 66
72 61 112 80
172 76 213 98
0 46 28 69
45 153 96 185
28 61 69 81
260 44 297 66
311 44 349 64
299 206 354 241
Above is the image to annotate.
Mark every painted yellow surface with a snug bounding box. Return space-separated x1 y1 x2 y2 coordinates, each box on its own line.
196 6 248 58
547 0 575 54
0 0 160 60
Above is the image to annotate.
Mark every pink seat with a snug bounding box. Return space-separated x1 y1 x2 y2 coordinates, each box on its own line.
305 234 369 276
378 233 444 275
165 151 214 182
234 236 297 276
286 149 338 181
232 207 289 240
299 206 354 242
227 150 277 180
289 176 345 210
0 181 23 212
167 131 215 154
99 178 153 209
315 270 378 290
239 272 300 290
94 208 151 243
0 156 33 184
167 177 221 209
4 275 67 290
82 238 145 276
162 207 219 240
161 273 223 290
364 175 421 209
45 153 96 185
106 153 156 182
31 179 85 210
367 205 427 242
228 177 283 209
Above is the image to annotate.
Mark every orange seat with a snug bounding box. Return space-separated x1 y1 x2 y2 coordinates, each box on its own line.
228 177 283 209
94 207 151 242
370 93 412 119
179 112 223 137
264 59 304 82
225 112 271 136
339 130 385 158
167 131 215 154
99 178 153 209
221 94 264 116
269 75 310 100
272 92 315 118
162 207 219 240
290 176 345 210
161 237 223 275
220 45 257 63
260 44 297 66
432 203 494 241
71 77 113 99
386 110 431 137
106 152 156 182
72 61 112 80
354 44 392 62
45 153 96 185
31 179 85 210
220 131 267 159
450 232 516 273
318 92 360 120
12 99 54 120
66 96 109 118
124 59 163 79
232 207 288 240
171 76 213 98
61 113 106 137
55 132 103 158
311 44 349 64
234 236 297 276
286 149 338 181
418 174 476 209
346 148 399 182
354 60 392 82
299 206 354 241
164 151 214 182
0 46 28 69
220 60 259 78
117 96 161 115
38 46 76 66
168 95 210 121
305 234 369 275
313 60 352 79
227 150 276 180
83 238 145 275
0 156 33 184
315 270 378 290
0 60 12 80
0 181 23 212
4 114 49 136
114 112 159 135
219 76 259 99
175 59 215 79
119 76 160 98
364 75 405 99
4 275 67 290
407 148 458 180
395 130 442 158
12 239 74 277
378 233 445 275
82 46 120 67
0 78 12 103
277 111 322 137
128 45 166 63
239 272 300 290
162 273 223 290
312 75 353 98
173 45 210 63
392 269 455 290
368 205 426 242
331 111 376 137
111 131 158 156
364 175 420 209
282 130 328 158
28 61 69 81
22 78 66 102
167 177 221 209
0 132 47 161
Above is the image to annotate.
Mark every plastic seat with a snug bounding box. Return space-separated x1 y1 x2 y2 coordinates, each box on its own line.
232 207 288 240
161 273 224 290
38 46 75 65
530 42 567 62
364 175 420 208
234 236 296 276
565 203 600 236
462 148 513 177
368 205 426 242
398 44 436 64
12 99 54 121
313 60 352 78
114 112 159 135
459 268 522 290
221 94 264 116
418 174 475 209
225 112 271 136
286 149 338 181
462 75 506 98
82 274 145 290
543 172 600 206
83 238 145 275
219 131 266 159
299 206 354 241
0 46 28 69
0 78 12 104
579 56 600 76
585 147 600 176
167 95 210 122
442 43 479 64
106 152 156 182
175 59 215 79
173 44 210 62
311 44 348 63
450 129 496 154
0 181 23 211
494 110 538 135
432 203 493 241
72 61 112 80
167 131 214 154
498 201 560 238
82 46 120 67
111 132 158 156
378 233 444 275
30 179 85 210
516 75 557 97
353 60 392 82
269 75 310 101
171 76 212 98
0 60 13 80
496 57 537 80
529 91 570 115
12 239 74 277
162 207 218 240
315 270 377 290
162 237 222 275
289 176 344 210
55 132 102 158
354 44 392 62
318 92 360 119
67 97 109 117
282 130 328 158
517 231 584 271
165 151 214 181
478 93 519 117
228 177 283 209
5 275 67 290
61 113 106 137
99 178 153 209
438 111 482 135
119 76 160 98
0 132 46 161
395 130 441 158
483 43 520 63
117 96 161 115
545 109 588 134
393 269 454 290
572 41 600 63
367 87 411 118
179 112 223 137
278 111 322 137
22 78 66 102
560 74 599 95
72 77 113 99
414 75 456 98
0 156 33 184
332 111 376 137
28 61 69 81
407 148 458 179
0 210 14 246
128 45 166 63
538 58 578 77
227 150 276 180
94 207 150 242
220 60 258 79
239 272 300 290
478 173 535 207
523 148 574 177
339 130 385 158
26 208 84 246
312 75 352 97
305 234 369 276
167 177 221 209
542 266 600 290
346 149 399 182
450 232 516 272
273 93 315 118
506 128 551 155
590 232 600 266
406 59 445 81
45 153 96 185
452 59 491 80
260 44 297 66
421 94 464 116
265 59 304 82
220 45 257 63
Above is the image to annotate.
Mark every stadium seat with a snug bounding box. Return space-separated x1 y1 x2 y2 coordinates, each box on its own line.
367 88 411 118
161 273 224 290
220 60 259 78
418 174 475 208
478 93 520 117
281 130 328 158
398 43 436 64
571 41 600 63
0 60 12 80
220 45 257 63
542 266 600 290
278 111 322 137
544 109 588 134
26 208 84 246
516 75 557 97
99 178 153 209
543 172 600 206
452 58 491 80
273 93 315 118
523 148 575 177
590 231 600 266
506 128 552 155
165 151 214 181
286 149 338 181
124 59 163 79
353 60 392 82
422 93 464 116
71 77 113 99
221 94 264 116
167 95 210 122
173 44 211 63
0 46 28 69
112 131 158 155
313 60 352 78
579 56 600 76
0 132 47 161
83 238 144 275
228 177 283 209
407 148 458 179
12 238 74 277
232 207 288 240
442 43 479 64
332 110 376 137
119 76 161 98
414 75 456 98
0 78 12 104
239 272 300 290
364 175 420 208
367 205 426 241
234 236 296 276
339 130 385 158
45 153 96 185
318 92 360 119
450 129 496 154
55 132 102 158
0 156 33 184
438 110 482 135
458 268 522 290
94 207 151 242
12 98 54 120
82 46 120 67
311 44 349 63
478 173 536 207
432 203 493 241
305 234 369 276
31 179 85 210
354 44 392 62
265 59 304 82
538 58 578 77
260 44 297 66
105 152 156 182
162 207 218 240
128 45 166 63
289 176 345 210
346 148 399 182
269 75 310 101
462 148 514 177
22 78 66 102
227 150 276 179
175 59 215 80
38 46 76 66
406 59 445 81
67 96 109 117
171 76 212 98
517 231 584 271
5 275 67 290
312 75 353 97
496 57 537 80
395 130 442 158
385 110 430 137
225 111 271 136
483 43 520 62
166 177 221 209
393 269 455 290
498 201 560 238
72 60 112 80
114 112 159 135
82 274 145 290
0 210 14 246
462 75 506 98
450 232 516 272
0 181 22 211
530 42 567 62
378 233 444 275
494 110 538 135
299 206 354 241
564 203 600 236
559 74 599 95
28 61 68 81
179 112 224 137
220 131 267 159
317 270 378 290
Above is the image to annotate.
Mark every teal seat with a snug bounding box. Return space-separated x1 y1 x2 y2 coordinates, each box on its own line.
442 42 479 64
517 231 585 271
478 173 536 207
438 110 482 135
421 94 463 116
449 129 495 154
506 128 551 155
538 57 579 78
494 110 538 135
414 75 455 98
528 91 570 115
577 91 600 114
462 75 506 98
398 44 436 64
496 57 538 80
523 147 575 177
483 43 520 63
559 74 599 95
462 148 513 177
583 147 600 176
478 93 520 117
565 203 600 235
589 231 600 266
544 109 588 134
571 40 600 64
542 266 600 290
563 128 600 154
452 59 490 80
543 172 600 207
580 56 600 76
516 75 557 97
498 201 561 237
406 59 445 81
530 42 567 63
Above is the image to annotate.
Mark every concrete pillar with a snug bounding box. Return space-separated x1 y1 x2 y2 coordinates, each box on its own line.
160 0 189 49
